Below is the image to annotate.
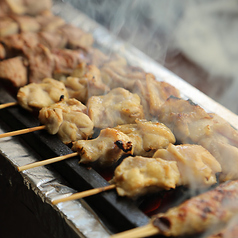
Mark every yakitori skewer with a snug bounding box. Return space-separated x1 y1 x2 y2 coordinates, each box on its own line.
52 184 116 205
18 152 78 172
0 101 18 110
51 144 221 204
0 125 46 139
110 180 238 238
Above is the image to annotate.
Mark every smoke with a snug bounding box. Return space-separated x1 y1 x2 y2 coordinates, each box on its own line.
66 0 238 113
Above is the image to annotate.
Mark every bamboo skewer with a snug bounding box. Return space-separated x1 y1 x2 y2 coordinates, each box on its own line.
110 223 158 238
18 152 78 172
52 184 116 205
0 125 46 139
0 101 18 109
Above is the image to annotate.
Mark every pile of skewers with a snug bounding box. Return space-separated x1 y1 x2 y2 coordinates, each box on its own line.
1 0 238 237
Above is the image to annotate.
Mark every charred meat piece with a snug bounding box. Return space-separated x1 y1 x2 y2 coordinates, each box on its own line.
132 73 180 120
152 180 238 236
0 56 28 87
72 128 133 166
114 119 176 157
153 143 221 188
87 87 144 129
17 78 69 111
38 98 94 144
158 97 238 182
112 156 180 198
62 62 110 104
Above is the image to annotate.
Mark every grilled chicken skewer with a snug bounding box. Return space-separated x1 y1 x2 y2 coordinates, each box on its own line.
0 77 69 110
110 179 238 238
0 97 94 143
72 119 175 166
52 143 220 204
17 119 175 170
158 97 238 182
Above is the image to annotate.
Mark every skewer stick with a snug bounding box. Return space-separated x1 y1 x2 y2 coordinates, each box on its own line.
52 184 116 205
0 101 18 109
110 223 158 238
18 152 78 172
0 125 46 139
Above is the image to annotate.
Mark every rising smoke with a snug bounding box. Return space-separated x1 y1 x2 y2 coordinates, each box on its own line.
66 0 238 113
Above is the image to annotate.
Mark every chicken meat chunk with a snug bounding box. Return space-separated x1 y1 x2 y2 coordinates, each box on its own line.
112 156 180 198
87 87 144 128
17 78 69 111
153 143 221 188
112 144 220 198
132 73 180 120
100 55 146 90
38 98 94 144
158 97 238 182
61 62 110 104
72 128 133 166
114 119 175 157
152 180 238 237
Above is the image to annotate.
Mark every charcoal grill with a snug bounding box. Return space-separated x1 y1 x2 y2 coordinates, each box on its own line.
1 1 238 238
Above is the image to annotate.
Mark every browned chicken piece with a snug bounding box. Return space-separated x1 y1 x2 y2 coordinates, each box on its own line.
38 31 68 49
59 24 94 50
72 128 133 166
158 97 238 182
0 56 28 87
101 55 146 90
132 73 180 120
17 78 69 111
0 16 18 37
4 0 52 15
112 143 220 198
111 156 180 198
86 48 110 68
151 180 238 237
62 62 110 104
10 14 40 33
114 119 176 157
0 31 40 58
38 98 94 144
206 214 238 238
0 1 11 17
153 143 221 188
27 44 55 83
52 48 87 78
87 87 144 129
36 13 65 32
